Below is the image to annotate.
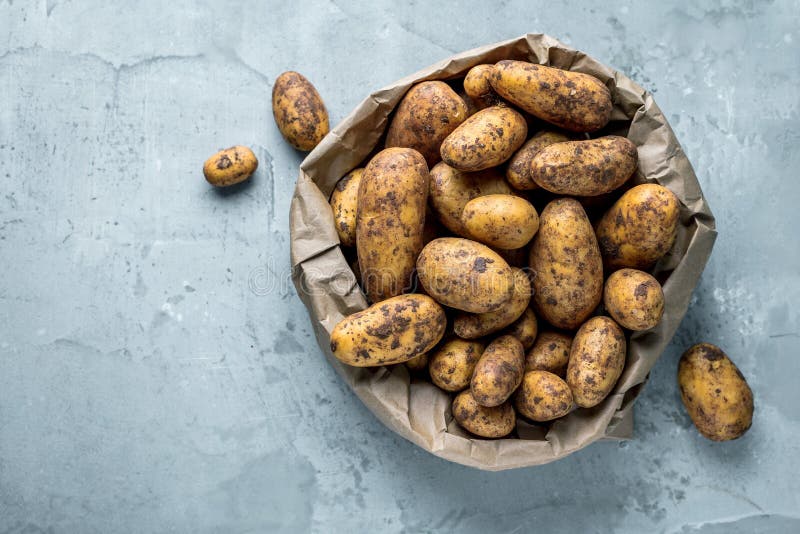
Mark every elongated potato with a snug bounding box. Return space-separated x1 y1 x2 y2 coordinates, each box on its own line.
429 339 485 392
330 294 446 367
330 168 364 247
440 106 528 172
566 316 627 408
463 64 500 109
506 131 575 190
417 237 514 313
356 148 429 302
529 198 603 329
525 331 572 377
203 146 258 187
515 371 574 422
530 136 638 196
471 335 525 407
452 390 515 438
386 81 469 167
604 269 664 331
678 343 753 441
461 194 539 249
454 267 531 339
502 308 538 350
490 60 612 132
596 184 681 270
272 71 329 151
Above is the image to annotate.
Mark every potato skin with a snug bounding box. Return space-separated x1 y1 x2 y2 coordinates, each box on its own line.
452 390 516 438
330 294 446 367
463 64 500 109
203 146 258 187
502 308 538 350
461 194 539 250
405 353 429 372
386 81 469 167
440 106 528 172
429 339 485 392
417 237 514 313
490 60 612 132
471 335 525 407
678 343 753 441
604 269 664 331
356 148 429 302
566 316 627 408
529 198 603 329
530 136 638 196
272 71 329 151
596 183 681 270
525 331 572 377
506 131 574 190
330 168 364 247
515 371 574 422
454 267 531 339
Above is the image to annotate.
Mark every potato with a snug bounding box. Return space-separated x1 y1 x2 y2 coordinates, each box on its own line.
529 198 603 329
604 269 664 331
417 237 514 313
461 194 539 249
515 370 574 422
428 163 512 236
463 64 499 108
506 131 574 190
452 389 516 438
330 168 364 247
405 353 429 372
471 335 525 407
272 71 329 151
490 60 612 132
566 316 627 408
429 339 485 392
595 183 681 270
203 146 258 187
454 267 531 339
530 136 638 196
330 294 446 367
356 148 429 302
502 308 538 350
385 81 469 167
440 106 528 172
678 343 754 441
525 331 572 377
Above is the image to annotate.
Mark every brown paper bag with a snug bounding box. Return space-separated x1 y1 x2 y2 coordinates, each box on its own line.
290 34 716 470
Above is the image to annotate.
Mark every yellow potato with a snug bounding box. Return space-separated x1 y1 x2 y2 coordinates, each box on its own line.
506 130 575 190
454 267 531 339
678 343 754 441
440 106 528 172
490 60 612 132
502 308 538 350
525 331 572 377
529 198 603 329
330 294 446 367
385 81 469 167
203 146 258 187
330 168 364 247
604 269 664 331
416 237 514 313
405 353 429 372
461 194 539 249
272 71 329 151
463 64 500 109
470 335 525 407
566 316 627 408
429 339 485 392
515 370 574 422
356 148 429 302
452 389 516 438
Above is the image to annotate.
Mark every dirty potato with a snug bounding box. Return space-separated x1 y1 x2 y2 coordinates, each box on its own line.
530 136 638 196
405 353 429 372
454 267 531 339
596 183 681 270
566 316 627 408
461 194 539 249
429 339 485 392
506 130 575 190
385 81 469 167
272 71 329 151
502 308 538 350
471 335 525 407
330 168 364 247
463 64 500 108
440 106 528 172
356 148 429 302
515 370 574 422
417 237 514 313
678 343 754 441
525 331 572 377
529 198 603 330
452 390 516 438
330 294 446 367
203 146 258 187
604 269 664 331
490 60 612 132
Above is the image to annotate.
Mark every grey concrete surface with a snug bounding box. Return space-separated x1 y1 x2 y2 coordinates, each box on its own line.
1 1 798 532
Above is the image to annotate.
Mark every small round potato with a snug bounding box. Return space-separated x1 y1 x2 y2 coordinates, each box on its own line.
678 343 754 441
566 316 627 408
330 168 364 247
506 131 575 190
429 339 485 392
461 194 539 250
471 335 525 407
502 308 538 350
405 353 429 372
463 64 499 109
272 71 329 151
525 331 572 377
440 106 528 172
515 370 574 422
454 267 531 339
452 389 516 438
203 146 258 187
604 269 664 331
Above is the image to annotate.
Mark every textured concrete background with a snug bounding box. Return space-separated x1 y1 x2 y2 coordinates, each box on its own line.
1 1 798 532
